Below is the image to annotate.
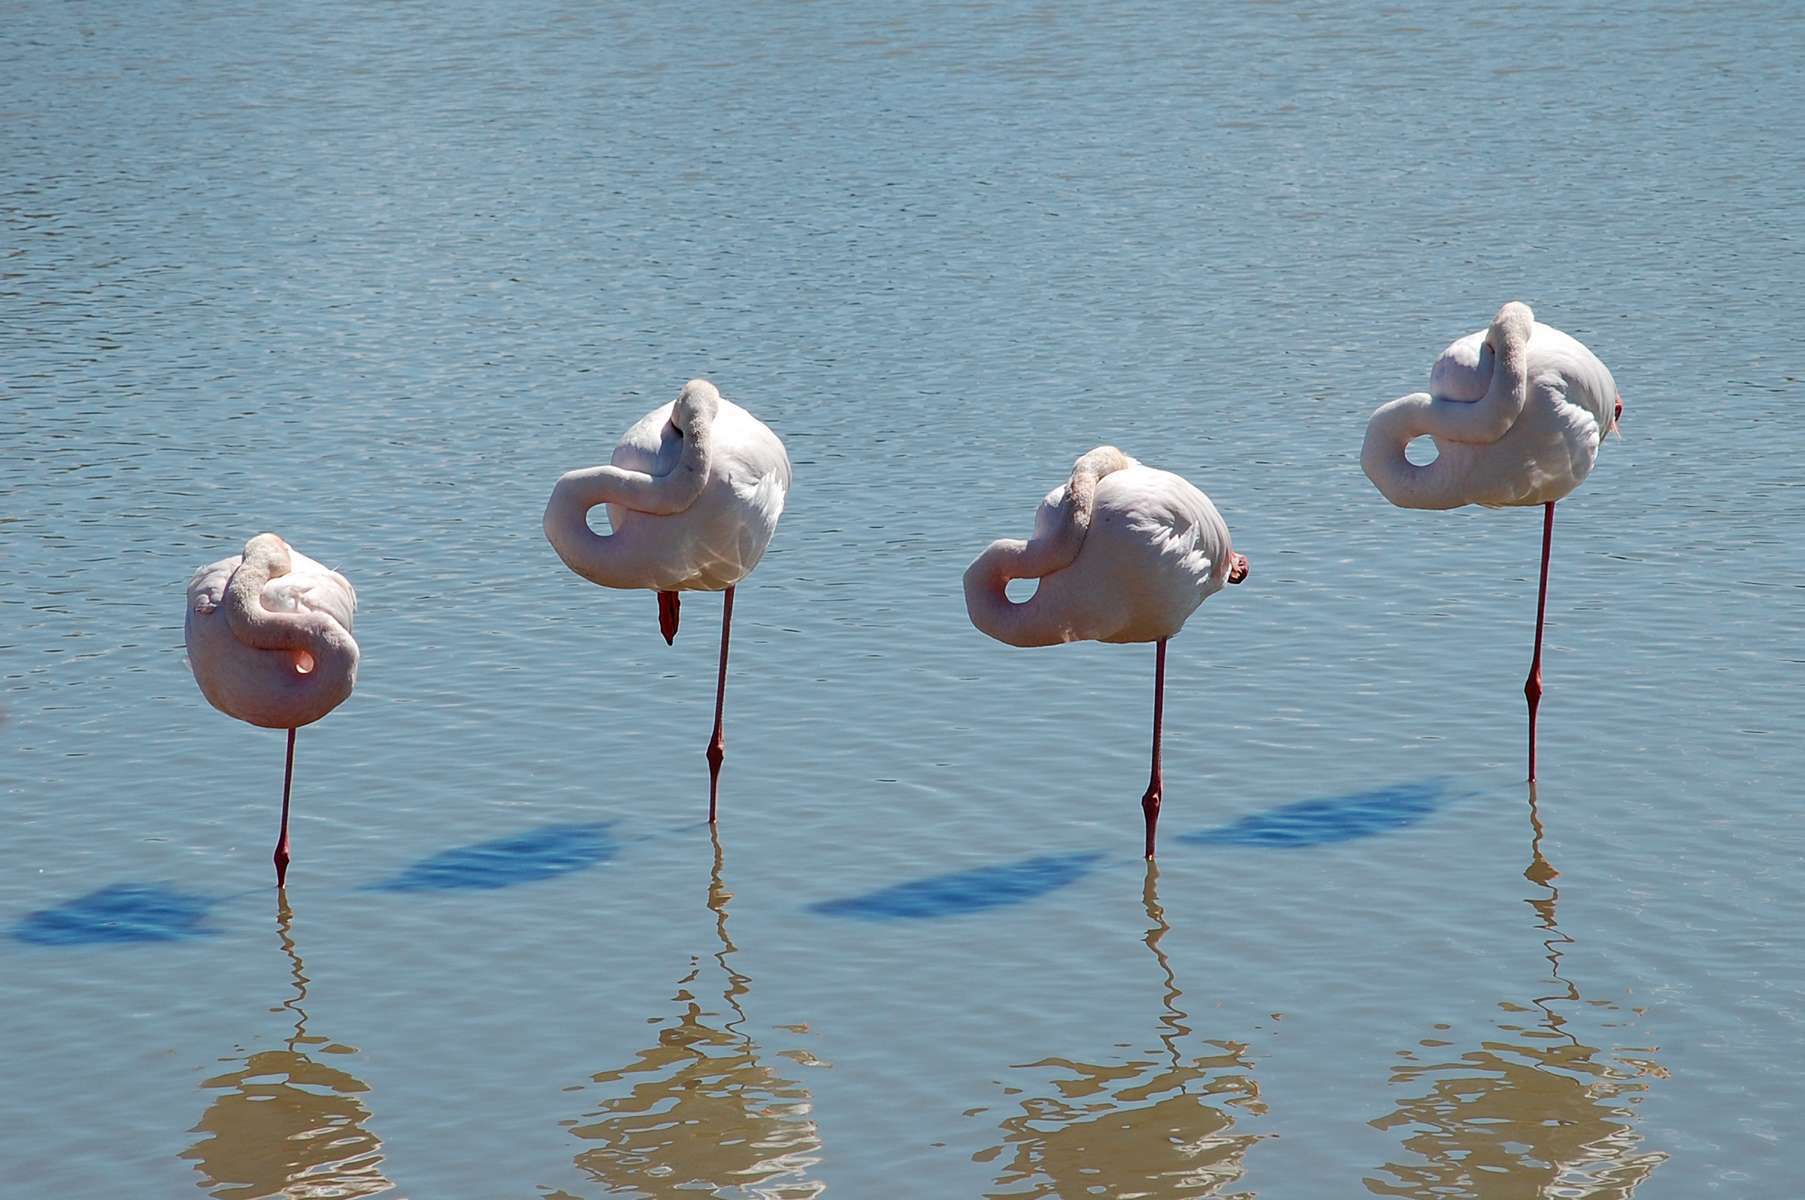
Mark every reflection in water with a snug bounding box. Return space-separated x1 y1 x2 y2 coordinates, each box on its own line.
973 864 1266 1198
562 829 824 1198
182 895 393 1199
1367 785 1668 1198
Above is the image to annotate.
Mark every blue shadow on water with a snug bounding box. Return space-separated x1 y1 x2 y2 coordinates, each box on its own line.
1177 779 1451 850
808 851 1105 921
368 823 616 893
12 883 217 946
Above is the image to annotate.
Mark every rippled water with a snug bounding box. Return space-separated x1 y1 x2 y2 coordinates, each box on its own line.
5 1 1803 1195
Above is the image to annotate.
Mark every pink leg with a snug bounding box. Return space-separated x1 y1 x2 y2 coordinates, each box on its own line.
1525 501 1555 782
275 727 296 888
707 587 734 823
1142 637 1167 860
658 590 680 645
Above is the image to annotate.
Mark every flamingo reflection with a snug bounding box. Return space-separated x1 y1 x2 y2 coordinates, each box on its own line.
562 829 825 1197
1366 785 1668 1197
182 895 393 1198
973 864 1268 1198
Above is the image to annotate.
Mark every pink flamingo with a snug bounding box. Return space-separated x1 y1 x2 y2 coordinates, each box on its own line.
1362 301 1622 779
185 534 359 886
964 447 1248 858
544 379 791 821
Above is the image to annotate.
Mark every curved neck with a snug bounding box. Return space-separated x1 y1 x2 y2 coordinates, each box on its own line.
1361 394 1479 510
963 447 1135 647
1032 445 1135 575
963 540 1070 647
223 538 358 681
1363 304 1535 510
543 385 723 588
542 467 674 588
1429 304 1532 445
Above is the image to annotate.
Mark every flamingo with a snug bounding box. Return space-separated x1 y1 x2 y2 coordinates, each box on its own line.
964 447 1249 859
184 534 359 887
544 379 791 821
1362 301 1622 780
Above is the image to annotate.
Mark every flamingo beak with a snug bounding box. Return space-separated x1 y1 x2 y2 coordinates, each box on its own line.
1228 554 1249 584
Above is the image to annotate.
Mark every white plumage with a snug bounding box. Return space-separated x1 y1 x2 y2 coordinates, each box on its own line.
1362 302 1620 510
184 532 359 885
1360 302 1624 780
964 447 1248 857
543 378 792 822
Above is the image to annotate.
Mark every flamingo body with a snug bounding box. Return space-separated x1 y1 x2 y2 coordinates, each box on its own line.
1361 302 1622 781
965 447 1247 858
184 533 358 885
1363 304 1619 510
965 450 1240 647
543 379 790 823
545 381 790 593
184 536 359 731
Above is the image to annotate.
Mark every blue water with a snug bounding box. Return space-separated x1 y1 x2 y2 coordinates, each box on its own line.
5 1 1805 1196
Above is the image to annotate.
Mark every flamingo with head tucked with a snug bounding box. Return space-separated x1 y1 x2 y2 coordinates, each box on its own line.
544 379 791 822
185 534 359 886
964 447 1248 859
1362 301 1622 780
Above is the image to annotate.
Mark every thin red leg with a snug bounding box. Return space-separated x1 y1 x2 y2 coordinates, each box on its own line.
1142 637 1167 860
275 727 296 888
706 587 734 823
658 590 680 645
1526 501 1555 782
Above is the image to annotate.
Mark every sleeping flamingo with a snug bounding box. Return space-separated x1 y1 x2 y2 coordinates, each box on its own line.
1362 301 1622 780
964 447 1248 859
185 534 359 887
544 379 791 822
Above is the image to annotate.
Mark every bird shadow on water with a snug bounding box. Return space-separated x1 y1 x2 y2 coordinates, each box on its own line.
11 820 670 946
805 852 1108 921
11 883 220 946
1175 778 1453 850
808 778 1465 923
365 822 619 893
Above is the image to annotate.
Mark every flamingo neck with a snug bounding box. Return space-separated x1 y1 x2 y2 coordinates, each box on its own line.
963 540 1070 647
1362 302 1536 510
222 536 358 692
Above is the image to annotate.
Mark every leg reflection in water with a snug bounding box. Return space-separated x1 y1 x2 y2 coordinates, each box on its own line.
182 894 392 1199
1365 783 1668 1198
972 863 1269 1199
561 827 826 1199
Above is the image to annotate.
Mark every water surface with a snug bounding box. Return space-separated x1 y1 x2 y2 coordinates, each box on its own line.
5 1 1803 1195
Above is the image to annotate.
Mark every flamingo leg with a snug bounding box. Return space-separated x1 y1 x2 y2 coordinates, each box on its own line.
1525 501 1555 782
706 586 734 823
658 590 680 645
275 727 296 888
1142 637 1167 860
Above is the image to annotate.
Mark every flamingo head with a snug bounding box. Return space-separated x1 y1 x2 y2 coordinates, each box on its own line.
242 532 293 572
1613 393 1624 433
671 378 721 438
1486 301 1534 353
1227 553 1249 585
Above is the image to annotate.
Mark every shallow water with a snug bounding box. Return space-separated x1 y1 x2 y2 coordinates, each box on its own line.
5 1 1803 1195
